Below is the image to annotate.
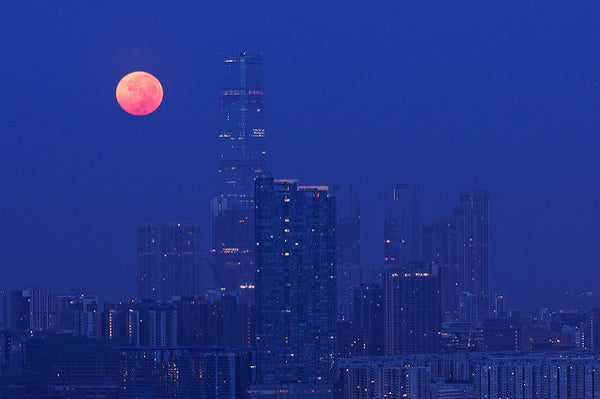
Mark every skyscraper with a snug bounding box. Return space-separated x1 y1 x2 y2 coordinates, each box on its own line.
254 174 336 392
330 184 361 321
422 212 461 321
137 222 203 300
459 191 490 319
352 284 384 356
211 51 266 296
422 190 490 322
137 223 160 300
384 264 441 354
384 183 420 268
161 221 203 299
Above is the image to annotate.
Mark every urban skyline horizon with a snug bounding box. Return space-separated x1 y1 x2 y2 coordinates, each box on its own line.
1 172 596 314
4 2 600 396
3 1 600 316
0 77 594 313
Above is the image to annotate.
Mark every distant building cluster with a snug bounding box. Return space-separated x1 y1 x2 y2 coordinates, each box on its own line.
1 51 600 399
339 352 600 399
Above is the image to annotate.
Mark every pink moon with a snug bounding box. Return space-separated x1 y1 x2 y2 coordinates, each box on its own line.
115 71 163 116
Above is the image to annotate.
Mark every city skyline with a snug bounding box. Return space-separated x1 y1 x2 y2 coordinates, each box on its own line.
3 2 600 397
2 1 600 314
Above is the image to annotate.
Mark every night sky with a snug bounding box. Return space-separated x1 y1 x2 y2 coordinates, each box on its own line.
2 1 599 310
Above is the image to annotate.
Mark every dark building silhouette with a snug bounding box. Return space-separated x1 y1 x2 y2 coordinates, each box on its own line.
101 297 253 349
177 296 255 348
54 292 100 338
0 291 6 329
384 265 441 354
211 51 266 298
137 222 203 301
0 330 25 374
459 291 478 324
137 223 161 300
384 183 420 268
483 314 521 352
459 191 490 320
161 222 203 299
26 336 119 397
254 175 336 390
336 321 367 358
423 191 490 322
176 298 214 346
6 289 55 332
493 293 506 318
587 309 600 352
423 212 461 321
331 184 361 321
119 347 253 399
6 290 30 331
352 284 384 356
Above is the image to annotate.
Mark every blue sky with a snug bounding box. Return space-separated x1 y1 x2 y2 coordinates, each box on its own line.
1 1 600 309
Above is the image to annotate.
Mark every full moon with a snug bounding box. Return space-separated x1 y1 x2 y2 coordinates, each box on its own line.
115 71 163 116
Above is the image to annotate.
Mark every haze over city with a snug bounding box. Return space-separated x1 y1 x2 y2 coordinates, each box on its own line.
4 2 600 311
3 2 600 398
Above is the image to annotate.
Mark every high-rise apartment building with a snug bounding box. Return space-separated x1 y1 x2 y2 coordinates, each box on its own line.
55 292 100 338
137 223 160 300
161 221 203 299
211 52 266 296
422 212 461 321
331 184 360 321
339 359 430 399
254 175 336 391
423 191 490 322
493 293 506 318
384 265 441 355
137 222 202 300
459 191 490 319
384 183 420 268
588 309 600 352
352 284 384 356
7 288 55 332
119 347 254 399
476 356 600 399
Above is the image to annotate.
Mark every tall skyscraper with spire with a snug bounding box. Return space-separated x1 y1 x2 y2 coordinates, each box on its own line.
211 52 266 296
